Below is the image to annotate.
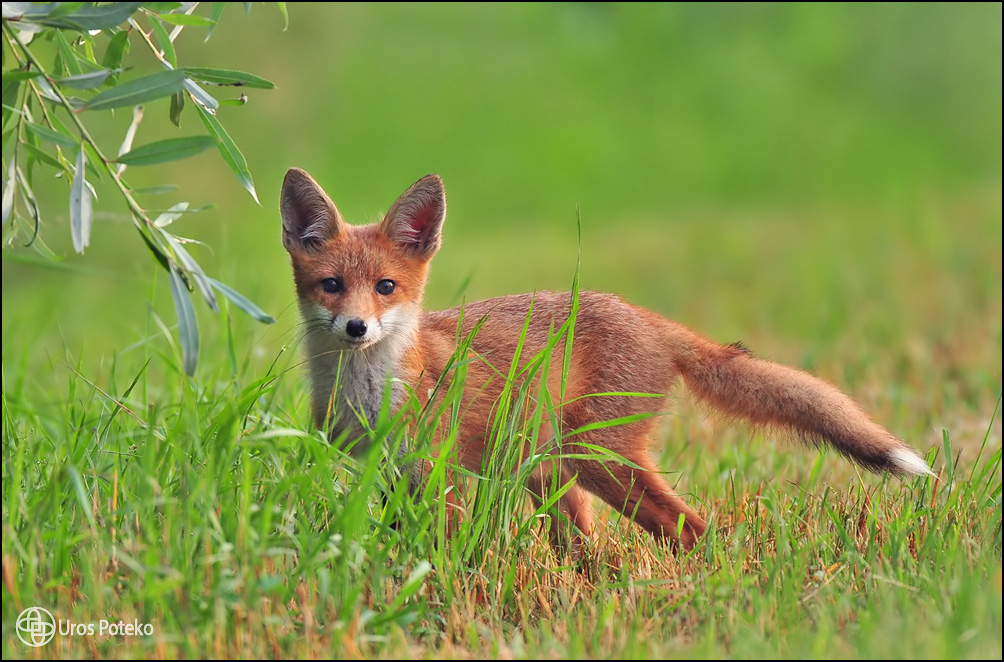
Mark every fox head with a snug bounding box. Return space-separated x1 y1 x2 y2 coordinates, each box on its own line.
280 168 446 351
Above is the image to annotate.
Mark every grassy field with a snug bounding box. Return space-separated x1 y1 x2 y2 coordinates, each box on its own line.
2 3 1001 659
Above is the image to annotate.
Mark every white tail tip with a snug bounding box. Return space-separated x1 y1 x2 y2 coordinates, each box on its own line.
889 447 936 477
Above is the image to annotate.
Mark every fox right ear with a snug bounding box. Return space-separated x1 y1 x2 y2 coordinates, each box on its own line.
280 168 345 253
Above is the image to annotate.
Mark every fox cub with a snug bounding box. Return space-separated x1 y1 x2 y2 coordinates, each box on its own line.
281 168 933 552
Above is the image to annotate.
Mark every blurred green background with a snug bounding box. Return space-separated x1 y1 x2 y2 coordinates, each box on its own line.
2 3 1001 430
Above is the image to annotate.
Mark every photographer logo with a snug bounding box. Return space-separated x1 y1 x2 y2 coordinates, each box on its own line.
16 607 56 648
15 607 154 647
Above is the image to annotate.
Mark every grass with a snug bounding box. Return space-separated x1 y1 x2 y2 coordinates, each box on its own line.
2 3 1001 659
1 361 1001 659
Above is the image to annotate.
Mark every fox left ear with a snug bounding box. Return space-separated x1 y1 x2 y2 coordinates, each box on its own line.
380 174 446 260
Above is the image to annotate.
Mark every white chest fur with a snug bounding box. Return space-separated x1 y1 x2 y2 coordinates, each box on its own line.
300 304 417 452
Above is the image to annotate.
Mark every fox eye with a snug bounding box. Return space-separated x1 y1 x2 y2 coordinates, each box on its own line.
375 279 396 295
321 277 343 294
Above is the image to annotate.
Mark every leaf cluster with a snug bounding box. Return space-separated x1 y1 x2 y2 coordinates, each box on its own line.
2 2 282 375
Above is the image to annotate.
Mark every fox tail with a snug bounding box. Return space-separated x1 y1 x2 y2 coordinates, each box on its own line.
669 325 934 476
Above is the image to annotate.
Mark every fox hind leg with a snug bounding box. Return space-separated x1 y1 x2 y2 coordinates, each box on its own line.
571 450 707 552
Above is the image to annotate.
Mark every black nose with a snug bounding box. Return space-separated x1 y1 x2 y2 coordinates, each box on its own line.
345 318 368 338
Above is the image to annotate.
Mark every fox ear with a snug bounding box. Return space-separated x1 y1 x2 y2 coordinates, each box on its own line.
280 168 345 253
380 174 446 260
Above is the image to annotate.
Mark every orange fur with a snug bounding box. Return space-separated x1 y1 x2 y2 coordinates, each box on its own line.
281 168 933 553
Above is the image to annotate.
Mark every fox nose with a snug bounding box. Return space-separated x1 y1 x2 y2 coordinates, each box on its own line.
345 318 368 338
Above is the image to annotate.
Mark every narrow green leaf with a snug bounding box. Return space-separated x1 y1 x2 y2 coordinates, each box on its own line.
25 122 78 148
138 228 171 272
2 158 15 226
153 201 189 228
196 104 259 203
84 69 186 111
148 17 177 68
132 184 178 195
80 30 99 64
81 142 104 181
1 79 19 132
101 30 131 82
33 77 62 103
277 2 289 30
208 278 275 324
37 2 144 31
23 142 70 173
164 233 218 313
169 266 200 376
156 13 216 27
70 143 92 253
183 67 275 89
242 2 252 16
54 31 83 77
205 2 227 41
169 90 184 127
44 3 87 20
13 164 43 247
2 69 41 81
57 68 115 90
115 135 218 166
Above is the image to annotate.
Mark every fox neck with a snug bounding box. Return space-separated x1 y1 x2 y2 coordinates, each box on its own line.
304 308 419 451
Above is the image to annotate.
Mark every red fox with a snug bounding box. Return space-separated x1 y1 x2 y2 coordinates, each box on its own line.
280 168 934 552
